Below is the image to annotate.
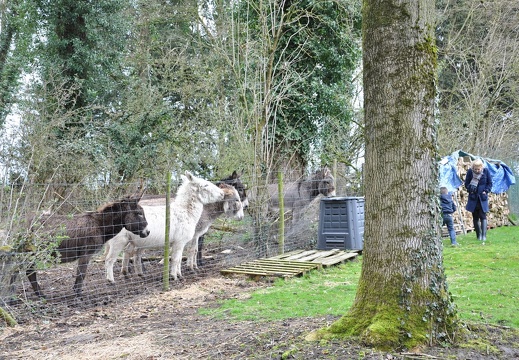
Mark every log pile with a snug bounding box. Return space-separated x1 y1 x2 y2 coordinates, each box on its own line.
450 156 511 234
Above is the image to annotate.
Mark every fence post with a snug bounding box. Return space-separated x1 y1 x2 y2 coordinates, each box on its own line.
278 171 285 254
163 172 171 291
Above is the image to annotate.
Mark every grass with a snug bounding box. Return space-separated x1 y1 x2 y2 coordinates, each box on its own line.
444 226 519 327
201 226 519 328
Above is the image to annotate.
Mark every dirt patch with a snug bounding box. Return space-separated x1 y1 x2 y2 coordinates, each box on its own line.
2 268 519 360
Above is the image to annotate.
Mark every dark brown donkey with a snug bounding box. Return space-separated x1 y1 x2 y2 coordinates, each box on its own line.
26 194 150 298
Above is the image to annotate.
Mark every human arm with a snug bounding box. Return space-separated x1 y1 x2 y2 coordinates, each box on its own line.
464 169 472 189
484 168 493 194
451 196 456 212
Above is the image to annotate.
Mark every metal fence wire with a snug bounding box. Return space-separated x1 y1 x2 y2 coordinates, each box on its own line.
505 161 519 216
0 168 363 323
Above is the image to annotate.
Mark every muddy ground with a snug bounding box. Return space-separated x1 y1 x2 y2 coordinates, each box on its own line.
2 256 519 360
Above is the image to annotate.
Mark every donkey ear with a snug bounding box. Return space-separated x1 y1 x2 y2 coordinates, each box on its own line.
184 170 194 181
231 170 239 179
129 185 145 203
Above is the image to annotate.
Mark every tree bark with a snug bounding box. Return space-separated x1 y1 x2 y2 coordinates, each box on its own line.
310 0 460 350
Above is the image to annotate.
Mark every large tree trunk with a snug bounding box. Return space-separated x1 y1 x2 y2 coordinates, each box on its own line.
310 0 459 350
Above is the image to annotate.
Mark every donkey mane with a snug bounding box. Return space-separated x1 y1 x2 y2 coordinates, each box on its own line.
173 179 200 219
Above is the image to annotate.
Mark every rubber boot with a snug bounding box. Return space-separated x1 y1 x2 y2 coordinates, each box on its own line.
473 218 482 240
481 219 488 241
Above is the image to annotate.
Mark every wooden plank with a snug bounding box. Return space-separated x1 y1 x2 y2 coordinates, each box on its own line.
315 252 358 266
253 259 321 268
233 265 307 275
269 250 306 260
284 250 320 260
220 269 269 276
248 261 319 273
298 249 341 262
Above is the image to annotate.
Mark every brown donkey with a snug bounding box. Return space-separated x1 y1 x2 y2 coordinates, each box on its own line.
26 193 149 298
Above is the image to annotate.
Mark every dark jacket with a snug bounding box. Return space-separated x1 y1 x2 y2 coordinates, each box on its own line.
440 193 456 215
464 167 493 213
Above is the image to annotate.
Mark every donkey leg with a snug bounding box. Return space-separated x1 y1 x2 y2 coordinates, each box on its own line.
197 235 205 268
170 242 184 280
73 256 90 297
185 237 198 272
7 271 20 304
133 248 145 276
26 268 45 299
121 247 131 278
105 239 127 283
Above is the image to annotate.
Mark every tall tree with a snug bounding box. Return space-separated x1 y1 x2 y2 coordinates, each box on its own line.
436 0 519 160
0 0 39 124
19 0 131 184
310 0 459 349
234 0 361 178
106 0 237 184
38 0 128 112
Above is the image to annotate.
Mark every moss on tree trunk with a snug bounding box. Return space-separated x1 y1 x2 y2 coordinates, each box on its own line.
0 305 17 327
311 272 459 350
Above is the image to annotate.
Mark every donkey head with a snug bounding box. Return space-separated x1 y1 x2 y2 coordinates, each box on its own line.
218 183 244 220
318 168 336 197
307 167 336 198
100 193 150 239
182 171 225 205
221 170 249 209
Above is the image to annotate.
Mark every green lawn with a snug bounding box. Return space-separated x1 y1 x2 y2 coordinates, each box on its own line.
443 226 519 327
201 226 519 328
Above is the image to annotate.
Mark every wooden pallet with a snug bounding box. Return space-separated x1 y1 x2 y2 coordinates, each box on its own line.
271 249 359 267
220 249 359 279
220 259 321 279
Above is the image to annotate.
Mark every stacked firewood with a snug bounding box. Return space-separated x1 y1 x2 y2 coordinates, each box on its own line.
450 156 511 234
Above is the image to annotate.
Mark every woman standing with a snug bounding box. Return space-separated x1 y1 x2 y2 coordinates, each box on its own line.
464 159 493 241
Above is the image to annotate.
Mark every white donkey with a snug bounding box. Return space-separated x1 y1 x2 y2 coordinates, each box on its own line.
182 183 243 272
104 171 224 282
117 183 244 279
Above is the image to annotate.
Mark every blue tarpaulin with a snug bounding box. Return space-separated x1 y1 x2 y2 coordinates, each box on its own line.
439 150 516 194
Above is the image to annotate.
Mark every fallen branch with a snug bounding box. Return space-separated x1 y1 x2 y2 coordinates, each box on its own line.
210 224 241 233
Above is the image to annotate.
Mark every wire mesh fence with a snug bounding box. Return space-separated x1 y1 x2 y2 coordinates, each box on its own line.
506 161 519 217
1 168 362 324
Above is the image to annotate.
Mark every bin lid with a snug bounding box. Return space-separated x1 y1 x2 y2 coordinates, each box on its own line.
321 196 365 202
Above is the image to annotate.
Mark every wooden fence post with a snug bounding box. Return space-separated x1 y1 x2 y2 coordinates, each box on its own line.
278 171 285 254
163 171 171 291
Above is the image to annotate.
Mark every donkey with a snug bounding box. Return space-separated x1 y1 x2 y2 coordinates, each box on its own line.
269 167 336 220
104 171 224 282
195 170 248 267
114 183 243 280
183 183 243 272
25 193 150 298
220 171 249 209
